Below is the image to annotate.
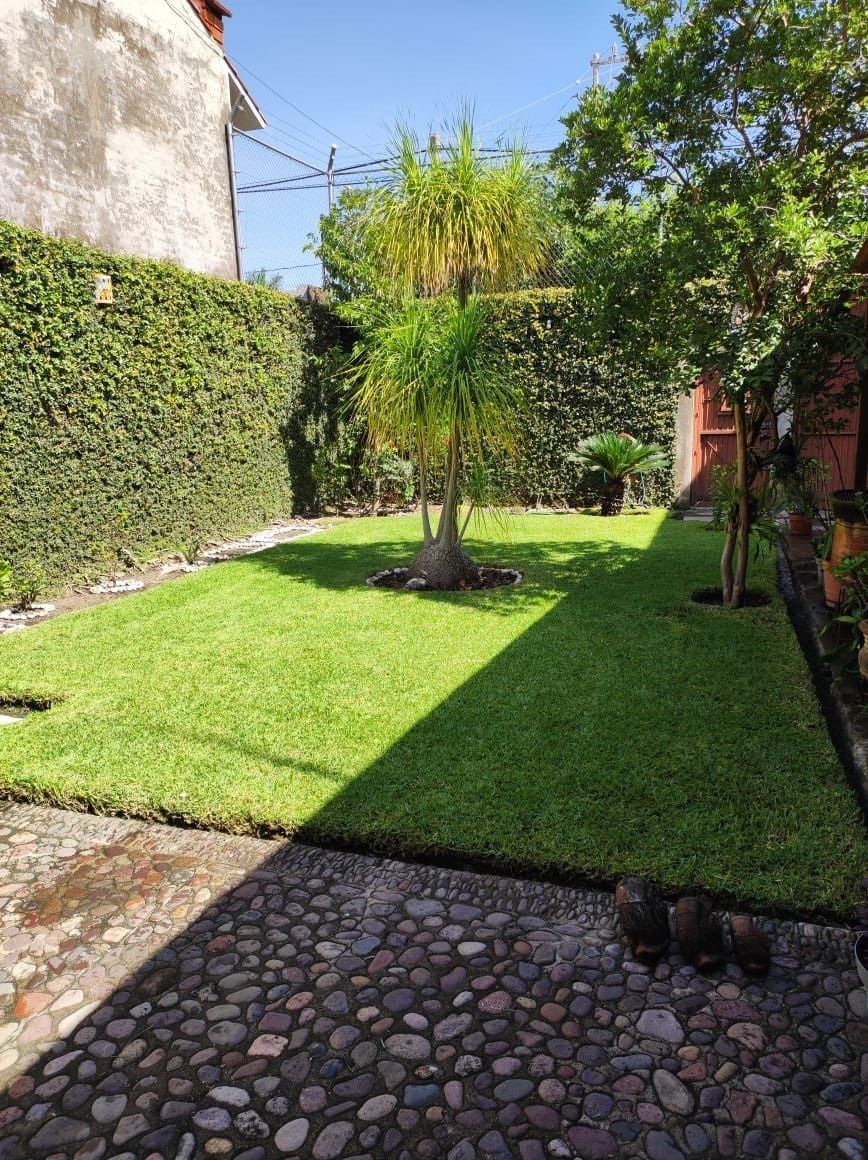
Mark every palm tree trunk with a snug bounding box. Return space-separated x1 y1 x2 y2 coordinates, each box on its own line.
418 442 433 545
407 428 477 588
601 479 627 516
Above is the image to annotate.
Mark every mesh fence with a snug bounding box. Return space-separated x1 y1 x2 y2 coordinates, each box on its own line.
233 131 328 292
232 132 571 293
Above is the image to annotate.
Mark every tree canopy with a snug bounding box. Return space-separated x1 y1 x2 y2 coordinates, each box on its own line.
552 0 867 605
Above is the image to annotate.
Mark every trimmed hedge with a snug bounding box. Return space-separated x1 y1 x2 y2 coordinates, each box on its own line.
488 289 677 507
0 221 335 586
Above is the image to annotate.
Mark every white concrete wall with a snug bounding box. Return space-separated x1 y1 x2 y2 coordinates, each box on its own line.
0 0 238 278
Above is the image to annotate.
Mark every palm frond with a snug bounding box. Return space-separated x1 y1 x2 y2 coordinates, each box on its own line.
569 432 669 481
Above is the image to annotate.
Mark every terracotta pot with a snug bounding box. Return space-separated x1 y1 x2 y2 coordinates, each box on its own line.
831 490 868 527
825 492 868 609
859 620 868 682
823 559 842 609
788 513 813 536
830 492 868 561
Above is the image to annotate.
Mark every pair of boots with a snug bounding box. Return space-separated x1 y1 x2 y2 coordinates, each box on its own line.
615 877 770 974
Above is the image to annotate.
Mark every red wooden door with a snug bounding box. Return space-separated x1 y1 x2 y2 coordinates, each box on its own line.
799 359 865 494
690 378 736 503
690 378 864 504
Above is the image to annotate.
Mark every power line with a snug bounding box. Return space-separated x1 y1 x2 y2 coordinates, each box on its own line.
258 116 333 154
227 55 377 161
479 80 583 130
249 263 320 273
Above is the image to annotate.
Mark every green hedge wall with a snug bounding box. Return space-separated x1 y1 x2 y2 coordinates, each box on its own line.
0 223 679 590
488 289 678 507
0 221 332 586
306 289 679 511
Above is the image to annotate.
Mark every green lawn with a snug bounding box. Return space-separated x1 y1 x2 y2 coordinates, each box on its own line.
0 513 864 916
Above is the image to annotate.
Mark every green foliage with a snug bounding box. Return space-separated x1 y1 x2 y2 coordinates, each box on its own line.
9 563 46 613
709 463 783 558
348 295 521 464
245 268 285 290
766 435 829 517
313 187 384 302
0 560 12 605
554 0 867 405
488 290 678 506
824 552 868 669
302 290 679 511
0 220 335 586
569 431 669 515
347 114 554 576
570 432 668 482
552 0 867 601
366 116 553 300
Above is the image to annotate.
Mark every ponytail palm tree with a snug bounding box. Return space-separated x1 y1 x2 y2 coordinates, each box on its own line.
352 115 550 588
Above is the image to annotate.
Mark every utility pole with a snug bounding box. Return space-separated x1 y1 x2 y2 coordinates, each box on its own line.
326 144 337 211
322 144 337 289
590 43 626 88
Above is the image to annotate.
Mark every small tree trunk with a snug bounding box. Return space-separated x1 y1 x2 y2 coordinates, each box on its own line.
731 396 751 609
721 521 737 606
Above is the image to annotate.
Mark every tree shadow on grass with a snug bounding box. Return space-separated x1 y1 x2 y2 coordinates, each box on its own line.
217 518 862 918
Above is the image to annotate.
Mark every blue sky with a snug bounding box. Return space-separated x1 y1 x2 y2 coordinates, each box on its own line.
224 1 623 284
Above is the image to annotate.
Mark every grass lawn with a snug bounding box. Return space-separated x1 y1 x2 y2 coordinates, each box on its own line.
0 512 864 917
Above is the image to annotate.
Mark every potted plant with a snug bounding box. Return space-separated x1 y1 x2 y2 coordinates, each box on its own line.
787 498 814 537
825 492 868 609
823 552 868 678
768 437 826 537
569 432 668 516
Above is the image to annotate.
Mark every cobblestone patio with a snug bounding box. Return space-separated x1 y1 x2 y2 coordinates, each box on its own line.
0 802 864 1160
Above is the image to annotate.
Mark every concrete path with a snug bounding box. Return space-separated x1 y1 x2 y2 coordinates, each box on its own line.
0 802 864 1159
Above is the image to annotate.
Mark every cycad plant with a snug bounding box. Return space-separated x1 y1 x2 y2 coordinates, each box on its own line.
349 114 550 588
570 432 668 515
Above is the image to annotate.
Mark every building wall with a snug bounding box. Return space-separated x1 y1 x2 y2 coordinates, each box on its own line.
0 0 238 278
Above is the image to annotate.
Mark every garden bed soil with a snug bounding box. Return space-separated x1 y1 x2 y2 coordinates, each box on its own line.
367 565 523 592
691 587 772 607
0 520 325 634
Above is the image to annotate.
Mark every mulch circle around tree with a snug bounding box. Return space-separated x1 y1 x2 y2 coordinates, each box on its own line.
691 586 772 607
366 566 523 592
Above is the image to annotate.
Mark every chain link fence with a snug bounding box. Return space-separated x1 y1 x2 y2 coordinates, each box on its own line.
232 130 330 291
